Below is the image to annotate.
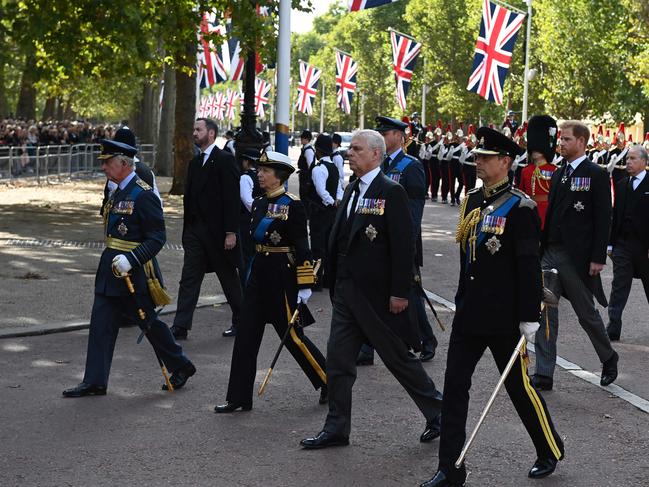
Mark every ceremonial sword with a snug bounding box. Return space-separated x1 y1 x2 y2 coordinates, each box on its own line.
113 265 174 391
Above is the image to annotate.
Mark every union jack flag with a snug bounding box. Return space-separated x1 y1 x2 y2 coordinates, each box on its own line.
225 89 238 121
198 12 227 88
348 0 399 11
213 92 226 120
197 96 208 118
254 78 272 118
296 61 321 116
390 30 421 111
335 50 358 115
467 0 526 105
206 94 216 118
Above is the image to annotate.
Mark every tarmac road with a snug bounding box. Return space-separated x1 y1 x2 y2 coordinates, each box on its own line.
1 160 648 486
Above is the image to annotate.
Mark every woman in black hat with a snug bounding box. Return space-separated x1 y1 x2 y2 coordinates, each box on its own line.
216 151 327 413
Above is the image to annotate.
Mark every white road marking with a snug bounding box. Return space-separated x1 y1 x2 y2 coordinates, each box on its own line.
424 289 649 415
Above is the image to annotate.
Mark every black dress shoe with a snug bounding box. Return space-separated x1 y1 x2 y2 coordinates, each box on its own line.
222 326 236 338
214 402 252 413
162 362 196 390
606 325 620 342
420 469 465 487
171 325 188 340
601 351 619 386
356 351 374 366
530 374 553 391
319 385 328 405
528 457 558 478
420 415 441 443
300 430 349 449
420 347 436 362
62 382 107 398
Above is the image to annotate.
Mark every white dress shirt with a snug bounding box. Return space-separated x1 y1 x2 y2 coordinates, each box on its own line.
303 144 315 168
631 170 646 190
201 141 218 166
332 151 345 188
312 156 344 206
240 173 254 212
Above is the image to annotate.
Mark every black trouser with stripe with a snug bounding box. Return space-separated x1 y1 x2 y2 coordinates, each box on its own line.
225 255 326 407
439 160 450 201
438 329 564 481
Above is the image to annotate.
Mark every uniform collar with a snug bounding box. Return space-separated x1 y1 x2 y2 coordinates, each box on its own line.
266 186 286 198
482 176 510 198
118 170 136 191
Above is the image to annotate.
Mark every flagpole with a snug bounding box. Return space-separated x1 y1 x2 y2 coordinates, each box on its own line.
320 81 325 133
387 26 417 42
522 0 532 123
421 56 427 126
274 0 291 155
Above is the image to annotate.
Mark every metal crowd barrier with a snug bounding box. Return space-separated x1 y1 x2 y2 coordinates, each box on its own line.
0 143 157 185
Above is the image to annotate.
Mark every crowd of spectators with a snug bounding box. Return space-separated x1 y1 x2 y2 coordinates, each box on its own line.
0 118 118 148
0 118 122 177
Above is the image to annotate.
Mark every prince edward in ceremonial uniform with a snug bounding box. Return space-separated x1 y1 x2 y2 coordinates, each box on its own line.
63 140 194 397
421 128 564 487
300 130 442 450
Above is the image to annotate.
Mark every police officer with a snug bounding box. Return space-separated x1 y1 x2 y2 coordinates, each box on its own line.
63 140 195 397
239 148 264 287
297 129 316 206
332 133 346 189
215 151 327 412
420 127 564 487
307 134 343 289
223 130 236 155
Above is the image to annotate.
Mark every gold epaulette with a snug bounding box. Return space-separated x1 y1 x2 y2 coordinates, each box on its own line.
296 260 315 286
136 179 152 190
286 192 299 201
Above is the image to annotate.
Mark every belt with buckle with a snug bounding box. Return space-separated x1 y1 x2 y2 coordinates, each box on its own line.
255 244 293 254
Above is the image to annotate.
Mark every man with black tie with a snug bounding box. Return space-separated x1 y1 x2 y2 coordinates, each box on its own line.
532 121 618 391
170 118 243 340
606 145 649 341
356 116 436 364
300 129 442 450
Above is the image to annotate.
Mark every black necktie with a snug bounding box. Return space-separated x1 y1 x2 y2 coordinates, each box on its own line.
630 175 637 191
566 165 574 178
200 152 207 166
346 180 361 227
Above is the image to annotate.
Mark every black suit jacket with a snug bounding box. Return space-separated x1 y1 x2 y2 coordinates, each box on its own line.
610 172 649 250
183 146 240 253
327 171 418 348
542 158 611 306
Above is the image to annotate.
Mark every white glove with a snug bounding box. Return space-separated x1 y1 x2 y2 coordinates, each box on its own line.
112 254 132 276
297 289 312 304
519 321 540 343
606 155 617 174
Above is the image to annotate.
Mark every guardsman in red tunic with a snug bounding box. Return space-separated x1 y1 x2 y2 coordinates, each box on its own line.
519 115 559 230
